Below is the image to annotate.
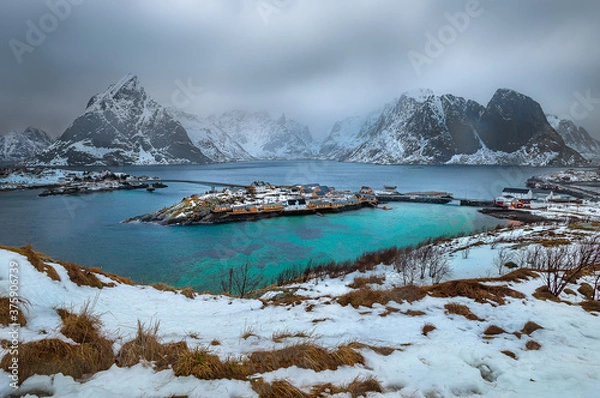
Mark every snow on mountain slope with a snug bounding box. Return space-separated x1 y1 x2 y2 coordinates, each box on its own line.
168 108 253 163
36 74 210 166
0 127 53 164
323 89 586 166
212 110 315 159
547 114 600 163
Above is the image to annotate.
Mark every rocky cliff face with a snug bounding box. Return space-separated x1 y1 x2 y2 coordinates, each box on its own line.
36 74 210 166
322 88 586 166
0 127 53 164
547 115 600 163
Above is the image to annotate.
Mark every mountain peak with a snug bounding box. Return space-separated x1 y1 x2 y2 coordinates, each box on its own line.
86 73 144 109
401 88 434 102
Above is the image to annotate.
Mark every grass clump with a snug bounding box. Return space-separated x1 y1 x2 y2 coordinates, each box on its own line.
116 320 187 371
251 378 308 398
525 340 542 350
501 350 517 360
338 285 425 308
272 329 311 343
247 343 364 374
444 303 484 321
311 376 384 398
532 286 562 302
521 321 543 336
580 300 600 313
428 280 525 305
0 296 27 326
0 245 60 281
179 287 196 299
57 260 107 289
577 283 595 300
422 323 436 336
483 325 506 336
347 275 385 289
174 348 246 380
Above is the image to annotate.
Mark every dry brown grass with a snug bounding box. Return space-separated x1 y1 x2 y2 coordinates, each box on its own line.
444 303 485 321
247 343 364 374
422 323 436 336
174 348 247 380
577 283 595 300
251 378 309 398
57 260 107 289
272 329 311 343
2 304 113 384
240 325 258 340
151 283 178 293
501 350 517 360
403 309 426 317
179 287 196 299
0 296 27 326
532 286 562 302
580 300 600 313
88 266 135 286
347 275 385 289
311 376 384 398
210 339 221 346
564 288 577 296
483 325 506 335
338 285 426 308
427 280 525 305
525 340 542 350
346 341 396 356
495 268 540 283
521 321 543 336
379 306 400 317
116 320 187 371
264 291 312 307
0 245 61 281
0 338 113 384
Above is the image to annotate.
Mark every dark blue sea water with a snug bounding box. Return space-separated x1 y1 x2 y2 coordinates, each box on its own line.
0 161 564 291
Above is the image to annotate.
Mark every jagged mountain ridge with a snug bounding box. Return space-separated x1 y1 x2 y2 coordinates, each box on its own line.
323 88 586 166
547 115 600 162
0 127 53 164
36 74 210 166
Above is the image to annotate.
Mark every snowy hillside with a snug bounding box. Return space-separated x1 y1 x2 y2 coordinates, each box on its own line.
547 114 600 163
321 89 585 166
0 127 53 164
212 110 316 159
168 108 254 163
1 223 599 397
35 74 210 166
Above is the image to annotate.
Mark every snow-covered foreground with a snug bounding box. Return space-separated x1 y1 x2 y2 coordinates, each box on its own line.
1 223 599 397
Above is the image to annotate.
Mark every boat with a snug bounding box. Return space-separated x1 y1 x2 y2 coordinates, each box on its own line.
146 186 156 192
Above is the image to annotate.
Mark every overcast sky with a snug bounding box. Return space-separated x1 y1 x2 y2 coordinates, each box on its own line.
1 0 599 140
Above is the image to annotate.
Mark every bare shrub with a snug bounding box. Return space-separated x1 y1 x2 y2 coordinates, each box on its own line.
422 323 436 336
444 303 484 321
221 262 263 298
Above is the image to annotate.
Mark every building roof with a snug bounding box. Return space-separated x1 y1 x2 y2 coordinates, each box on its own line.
502 188 531 194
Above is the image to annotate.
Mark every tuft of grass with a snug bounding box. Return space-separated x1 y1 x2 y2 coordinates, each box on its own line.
311 376 384 398
251 378 308 398
210 339 221 346
57 260 106 289
89 266 135 286
179 287 196 299
422 323 436 336
272 329 311 343
240 325 258 340
347 341 396 356
483 325 506 336
347 275 385 289
525 340 542 350
151 283 178 293
0 296 27 326
247 343 364 374
428 280 525 305
116 320 188 371
577 283 595 300
532 286 561 302
0 245 61 281
174 348 246 380
501 350 517 360
402 309 426 317
338 285 425 308
495 268 539 283
580 300 600 313
379 306 401 317
521 321 543 336
563 288 577 296
444 303 484 321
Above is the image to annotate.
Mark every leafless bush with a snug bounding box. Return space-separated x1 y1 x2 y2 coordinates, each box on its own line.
394 245 451 285
492 248 513 276
220 262 263 298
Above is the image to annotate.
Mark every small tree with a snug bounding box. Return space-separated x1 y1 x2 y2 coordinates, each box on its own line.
220 262 263 298
492 248 513 276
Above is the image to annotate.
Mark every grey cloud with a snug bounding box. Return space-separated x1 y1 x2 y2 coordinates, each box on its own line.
0 0 598 140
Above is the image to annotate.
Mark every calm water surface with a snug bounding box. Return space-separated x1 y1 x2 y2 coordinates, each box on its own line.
0 162 564 291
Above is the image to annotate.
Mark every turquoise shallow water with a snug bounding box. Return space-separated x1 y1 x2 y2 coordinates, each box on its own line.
0 161 565 292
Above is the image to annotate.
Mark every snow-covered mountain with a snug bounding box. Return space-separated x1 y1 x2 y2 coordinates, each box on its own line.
168 108 253 163
36 74 210 166
321 89 586 166
546 115 600 163
0 127 53 164
209 110 316 160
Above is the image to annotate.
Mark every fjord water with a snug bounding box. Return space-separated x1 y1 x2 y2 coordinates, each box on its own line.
0 162 563 292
